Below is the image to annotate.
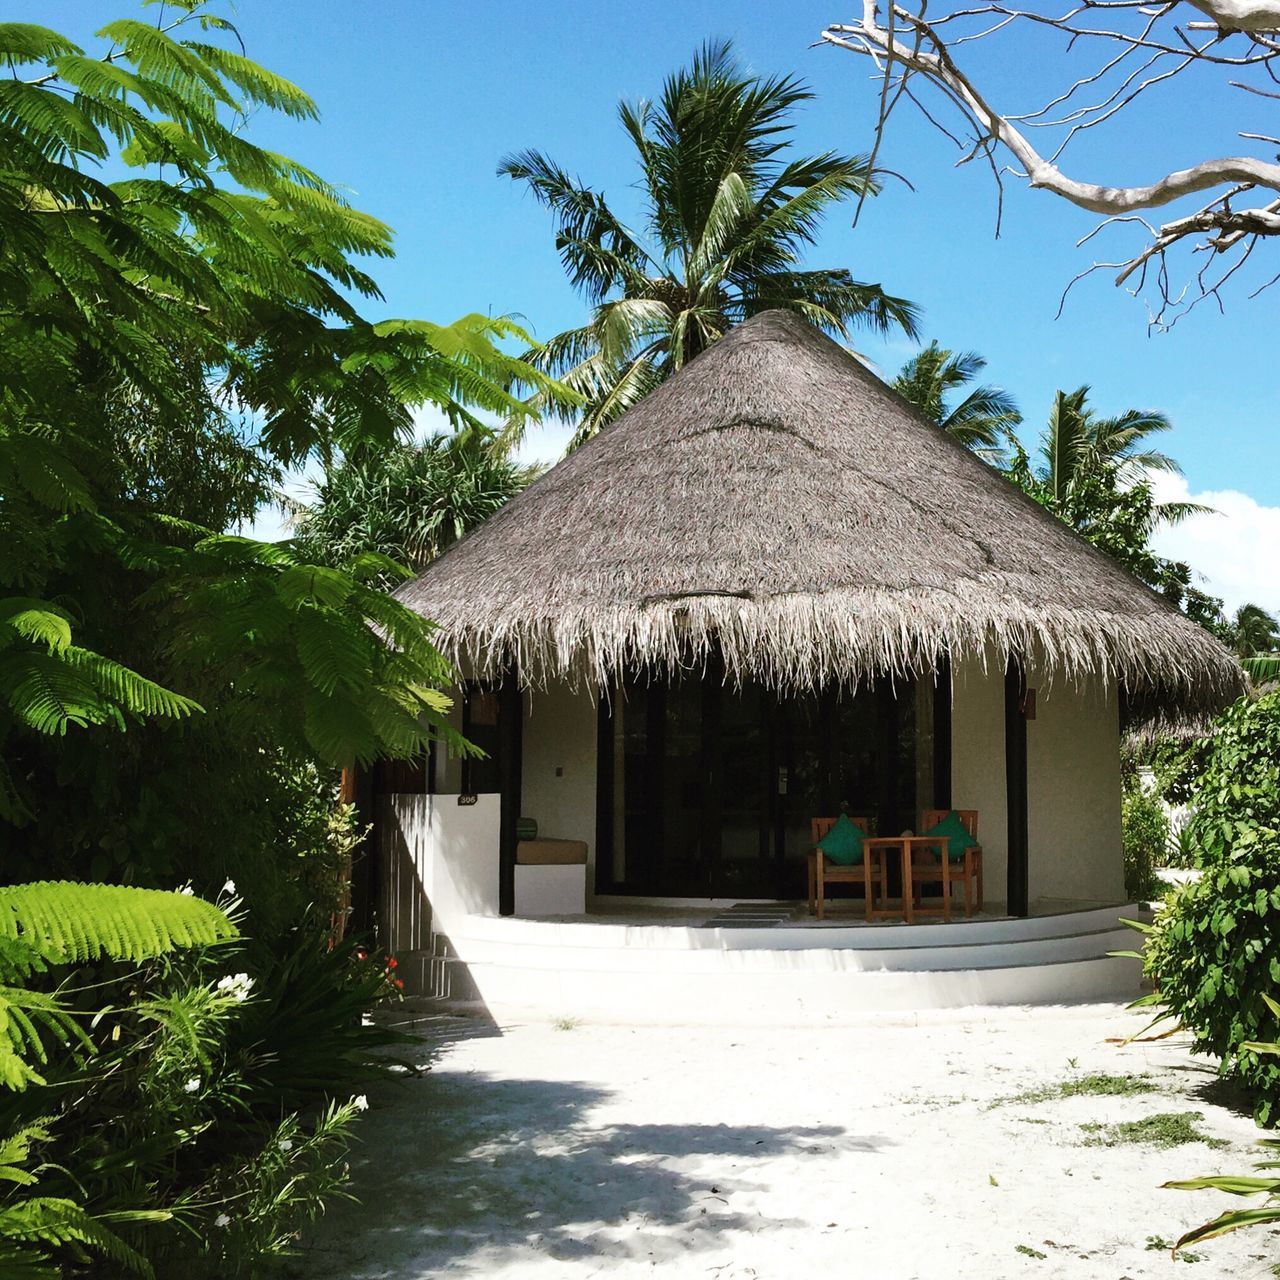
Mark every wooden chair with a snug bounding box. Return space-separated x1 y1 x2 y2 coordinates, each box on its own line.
808 816 883 921
910 809 983 921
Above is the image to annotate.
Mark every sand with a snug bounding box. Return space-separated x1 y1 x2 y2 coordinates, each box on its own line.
295 1004 1276 1279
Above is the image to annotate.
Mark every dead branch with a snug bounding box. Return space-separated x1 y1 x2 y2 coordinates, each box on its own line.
822 0 1280 322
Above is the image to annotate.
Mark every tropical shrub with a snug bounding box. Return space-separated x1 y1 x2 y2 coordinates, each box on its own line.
1182 690 1280 856
1122 780 1169 901
0 882 403 1277
1143 823 1280 1124
0 881 235 1273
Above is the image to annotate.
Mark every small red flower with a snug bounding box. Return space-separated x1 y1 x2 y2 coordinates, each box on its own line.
394 978 405 989
355 949 367 961
386 956 398 970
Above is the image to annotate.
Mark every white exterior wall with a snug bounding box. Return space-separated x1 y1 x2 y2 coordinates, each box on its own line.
949 652 1009 905
1025 675 1124 904
521 681 599 899
950 653 1124 909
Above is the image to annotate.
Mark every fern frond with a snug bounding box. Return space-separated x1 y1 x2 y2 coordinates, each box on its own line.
59 647 203 722
0 601 72 654
0 22 81 64
0 882 237 966
0 1196 156 1278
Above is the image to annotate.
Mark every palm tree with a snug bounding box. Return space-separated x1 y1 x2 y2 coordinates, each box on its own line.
292 434 536 586
892 341 1020 458
1039 386 1179 495
1006 385 1210 589
500 41 918 448
1030 386 1208 526
1228 604 1280 659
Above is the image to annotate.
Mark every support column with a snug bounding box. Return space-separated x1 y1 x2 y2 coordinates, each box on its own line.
498 666 522 917
1005 657 1029 918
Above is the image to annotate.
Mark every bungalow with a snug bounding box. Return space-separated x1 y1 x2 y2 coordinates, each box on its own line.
361 310 1241 1022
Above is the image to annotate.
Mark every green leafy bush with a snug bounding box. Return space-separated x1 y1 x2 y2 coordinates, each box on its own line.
1183 691 1280 855
1123 781 1169 900
1141 693 1280 1124
1143 824 1280 1124
0 882 402 1277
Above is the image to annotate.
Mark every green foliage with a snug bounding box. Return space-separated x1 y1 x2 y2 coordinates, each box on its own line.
0 882 237 1093
229 922 411 1111
1184 691 1280 854
893 340 1021 459
1151 736 1211 807
156 535 469 769
0 885 397 1277
988 1072 1157 1108
1141 694 1280 1135
1078 1111 1225 1149
293 435 536 585
502 39 917 448
0 882 235 967
1004 386 1216 620
1142 825 1280 1124
0 882 237 1274
182 1100 360 1271
1123 781 1170 900
1166 1115 1280 1252
0 1 568 833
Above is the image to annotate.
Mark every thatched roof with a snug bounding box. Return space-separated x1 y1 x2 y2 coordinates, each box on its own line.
397 310 1242 721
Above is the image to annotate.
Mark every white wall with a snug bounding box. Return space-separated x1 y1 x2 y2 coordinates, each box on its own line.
377 793 502 947
521 681 599 896
1026 675 1124 904
949 652 1009 904
950 654 1124 909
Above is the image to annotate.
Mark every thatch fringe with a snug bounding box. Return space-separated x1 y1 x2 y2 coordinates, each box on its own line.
431 589 1238 723
398 311 1244 726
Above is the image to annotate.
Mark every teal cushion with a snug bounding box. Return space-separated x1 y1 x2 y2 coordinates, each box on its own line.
818 814 864 866
923 810 977 862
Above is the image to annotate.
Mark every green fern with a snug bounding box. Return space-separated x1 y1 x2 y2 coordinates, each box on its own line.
0 1193 161 1278
0 883 235 1093
0 883 236 967
0 1114 165 1278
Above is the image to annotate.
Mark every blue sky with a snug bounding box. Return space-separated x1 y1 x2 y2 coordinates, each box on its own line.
26 1 1279 609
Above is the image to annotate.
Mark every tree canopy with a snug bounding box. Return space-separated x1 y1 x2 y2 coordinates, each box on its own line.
0 6 563 861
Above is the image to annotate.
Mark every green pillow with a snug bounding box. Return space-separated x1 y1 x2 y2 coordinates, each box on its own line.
923 810 977 862
818 814 864 866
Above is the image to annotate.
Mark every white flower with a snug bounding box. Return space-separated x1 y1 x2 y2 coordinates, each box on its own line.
279 1138 293 1151
215 972 254 1002
353 1095 369 1112
221 878 236 897
214 1212 232 1229
183 1077 201 1094
177 883 194 896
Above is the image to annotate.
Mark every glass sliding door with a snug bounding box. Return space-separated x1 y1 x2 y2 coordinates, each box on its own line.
601 668 929 899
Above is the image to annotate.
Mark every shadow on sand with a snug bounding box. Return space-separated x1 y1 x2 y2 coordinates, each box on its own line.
292 1017 891 1276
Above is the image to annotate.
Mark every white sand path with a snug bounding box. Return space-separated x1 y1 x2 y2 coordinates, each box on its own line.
296 1004 1277 1279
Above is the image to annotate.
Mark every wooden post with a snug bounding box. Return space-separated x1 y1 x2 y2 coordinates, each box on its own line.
594 691 615 896
932 655 953 812
1004 657 1030 918
497 667 522 917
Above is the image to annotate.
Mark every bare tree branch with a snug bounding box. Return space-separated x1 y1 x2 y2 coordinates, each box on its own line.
822 0 1280 322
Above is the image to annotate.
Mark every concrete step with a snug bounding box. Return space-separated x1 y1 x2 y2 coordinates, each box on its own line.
422 907 1149 1023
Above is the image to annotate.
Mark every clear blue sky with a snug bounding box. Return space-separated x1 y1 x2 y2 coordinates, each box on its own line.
23 1 1280 602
